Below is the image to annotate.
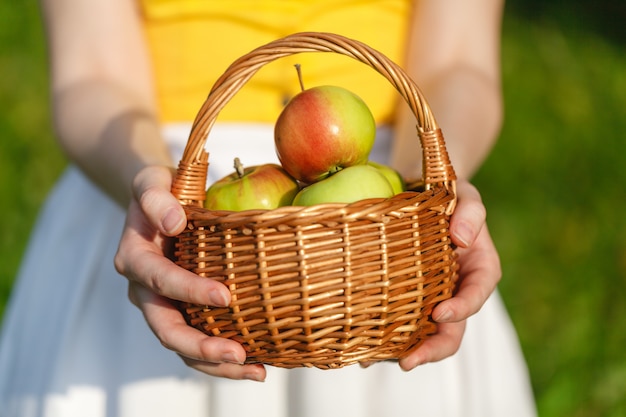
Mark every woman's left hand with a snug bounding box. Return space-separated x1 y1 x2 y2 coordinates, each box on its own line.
399 179 502 370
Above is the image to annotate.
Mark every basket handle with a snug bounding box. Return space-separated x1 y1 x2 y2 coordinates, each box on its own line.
171 32 457 212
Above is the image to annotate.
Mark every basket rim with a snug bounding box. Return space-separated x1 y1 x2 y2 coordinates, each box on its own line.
171 31 457 214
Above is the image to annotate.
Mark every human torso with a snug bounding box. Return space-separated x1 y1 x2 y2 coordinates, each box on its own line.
139 0 413 124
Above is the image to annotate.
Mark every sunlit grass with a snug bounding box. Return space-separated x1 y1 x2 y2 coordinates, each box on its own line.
0 3 67 315
474 14 626 417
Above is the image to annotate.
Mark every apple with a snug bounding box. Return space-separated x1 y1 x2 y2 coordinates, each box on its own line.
204 158 299 211
274 85 376 184
292 164 394 206
368 161 405 194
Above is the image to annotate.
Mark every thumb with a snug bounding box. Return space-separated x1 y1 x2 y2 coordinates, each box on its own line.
449 180 487 248
132 165 187 236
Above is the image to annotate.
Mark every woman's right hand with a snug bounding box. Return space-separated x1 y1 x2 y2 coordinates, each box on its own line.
114 165 267 382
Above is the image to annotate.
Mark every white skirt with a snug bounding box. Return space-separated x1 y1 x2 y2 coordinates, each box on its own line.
0 123 537 417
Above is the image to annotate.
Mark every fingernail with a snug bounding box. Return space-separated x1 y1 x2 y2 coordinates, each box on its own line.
411 355 425 369
403 354 424 371
434 308 453 322
244 371 266 382
162 207 184 235
221 350 245 365
453 222 473 248
209 288 230 307
244 365 266 382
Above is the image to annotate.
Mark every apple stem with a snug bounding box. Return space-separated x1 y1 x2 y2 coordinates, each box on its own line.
234 157 245 178
294 64 305 91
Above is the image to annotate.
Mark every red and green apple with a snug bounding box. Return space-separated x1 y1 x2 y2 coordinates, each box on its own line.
204 158 299 211
274 85 376 184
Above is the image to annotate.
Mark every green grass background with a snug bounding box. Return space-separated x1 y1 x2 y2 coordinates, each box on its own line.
1 2 624 416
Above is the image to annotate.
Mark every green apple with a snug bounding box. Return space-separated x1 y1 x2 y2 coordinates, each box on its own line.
274 85 376 184
368 161 405 194
204 158 299 211
292 164 394 206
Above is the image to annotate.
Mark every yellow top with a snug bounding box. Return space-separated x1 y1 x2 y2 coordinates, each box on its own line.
139 0 412 124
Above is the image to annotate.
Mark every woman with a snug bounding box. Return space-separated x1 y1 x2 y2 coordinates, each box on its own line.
0 0 536 416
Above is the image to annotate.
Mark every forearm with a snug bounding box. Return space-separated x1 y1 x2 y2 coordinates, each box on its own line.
42 0 171 207
392 65 502 180
392 0 504 181
52 81 171 207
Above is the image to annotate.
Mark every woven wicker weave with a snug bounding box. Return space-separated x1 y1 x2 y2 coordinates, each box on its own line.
171 32 458 369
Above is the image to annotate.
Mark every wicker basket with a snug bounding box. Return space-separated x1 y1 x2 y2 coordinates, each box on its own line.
170 32 458 369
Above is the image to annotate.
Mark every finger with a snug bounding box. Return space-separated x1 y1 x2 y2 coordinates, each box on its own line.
116 215 230 307
433 226 501 323
129 283 241 363
128 244 231 306
133 165 187 236
182 359 267 382
130 284 264 380
399 321 466 370
450 180 487 248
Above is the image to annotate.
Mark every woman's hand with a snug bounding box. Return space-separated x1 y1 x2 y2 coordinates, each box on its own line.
114 165 267 381
115 167 499 376
399 179 502 370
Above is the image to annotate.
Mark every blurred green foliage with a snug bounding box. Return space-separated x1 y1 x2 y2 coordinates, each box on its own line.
506 0 626 45
474 4 626 416
0 2 624 416
0 3 67 314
